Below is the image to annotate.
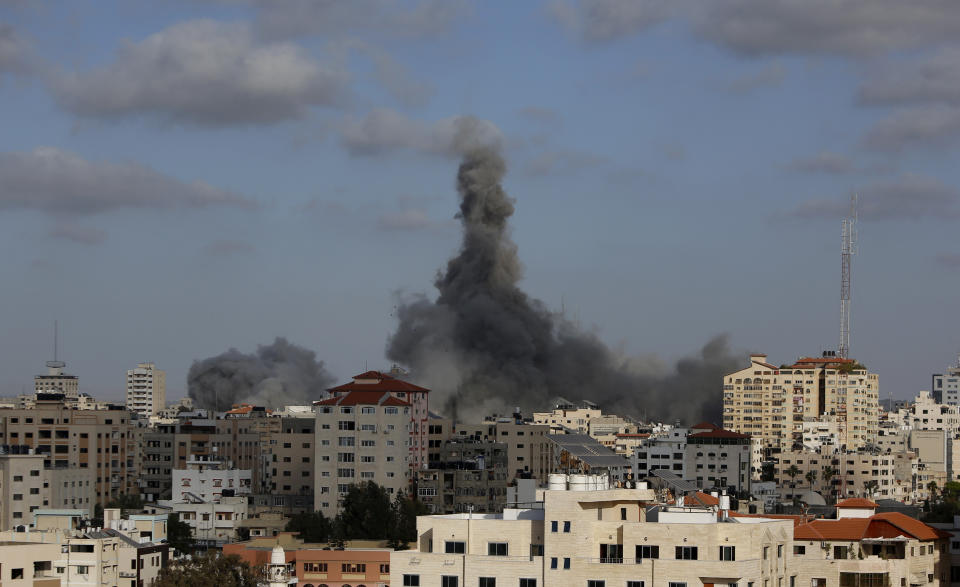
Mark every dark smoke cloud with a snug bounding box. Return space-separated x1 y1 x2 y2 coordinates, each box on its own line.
188 337 335 411
387 147 744 424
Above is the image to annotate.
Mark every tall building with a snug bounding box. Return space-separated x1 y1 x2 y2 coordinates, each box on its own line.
313 390 411 517
723 353 879 454
34 360 78 401
933 354 960 405
326 370 430 472
125 362 166 419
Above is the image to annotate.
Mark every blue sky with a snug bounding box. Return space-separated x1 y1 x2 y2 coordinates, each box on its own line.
1 0 958 403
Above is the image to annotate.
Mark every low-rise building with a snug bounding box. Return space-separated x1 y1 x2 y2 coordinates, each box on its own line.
417 437 509 513
633 423 753 493
532 399 601 434
171 455 252 502
160 495 248 549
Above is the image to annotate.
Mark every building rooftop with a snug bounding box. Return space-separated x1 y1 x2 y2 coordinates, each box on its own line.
794 512 948 541
328 371 430 394
314 390 411 407
835 497 879 509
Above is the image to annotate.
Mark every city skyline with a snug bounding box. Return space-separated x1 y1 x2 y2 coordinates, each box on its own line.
2 1 959 405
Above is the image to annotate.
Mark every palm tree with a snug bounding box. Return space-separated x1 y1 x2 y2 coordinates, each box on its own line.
805 470 818 491
863 479 878 499
786 465 801 485
927 480 939 502
822 466 837 505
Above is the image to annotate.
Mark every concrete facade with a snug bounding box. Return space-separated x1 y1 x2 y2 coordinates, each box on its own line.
125 362 166 419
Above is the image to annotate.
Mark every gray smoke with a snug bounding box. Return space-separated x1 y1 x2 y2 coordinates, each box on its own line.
387 147 744 424
188 337 335 411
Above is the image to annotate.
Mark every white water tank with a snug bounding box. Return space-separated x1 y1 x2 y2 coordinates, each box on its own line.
719 494 731 511
569 474 589 491
548 474 568 491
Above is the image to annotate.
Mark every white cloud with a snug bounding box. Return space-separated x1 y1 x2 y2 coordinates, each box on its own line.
0 147 254 215
51 20 349 126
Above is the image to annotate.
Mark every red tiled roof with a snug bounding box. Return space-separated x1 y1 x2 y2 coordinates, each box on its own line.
836 498 878 509
690 422 719 430
794 512 945 542
688 429 750 440
689 491 719 506
313 391 411 407
328 371 429 394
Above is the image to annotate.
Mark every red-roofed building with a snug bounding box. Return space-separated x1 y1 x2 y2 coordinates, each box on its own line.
313 388 413 517
327 369 430 473
722 352 879 454
792 511 948 587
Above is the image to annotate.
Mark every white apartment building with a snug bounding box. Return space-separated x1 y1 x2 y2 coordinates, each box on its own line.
633 423 755 493
392 480 798 587
313 389 411 517
162 496 248 548
172 455 252 502
723 353 879 454
125 362 166 419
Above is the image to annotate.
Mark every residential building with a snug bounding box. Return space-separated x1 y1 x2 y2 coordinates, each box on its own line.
0 541 61 586
532 399 601 434
0 397 140 507
171 455 252 502
0 447 97 529
313 390 411 517
455 419 552 482
792 498 948 587
391 480 799 587
160 495 248 549
417 437 509 513
632 423 754 494
34 359 78 402
262 415 315 510
125 362 166 419
933 355 960 405
326 370 430 473
546 433 632 482
296 548 391 587
775 449 909 501
723 352 880 454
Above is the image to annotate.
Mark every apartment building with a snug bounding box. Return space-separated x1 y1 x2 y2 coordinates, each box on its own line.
326 370 430 472
532 399 601 433
455 419 552 482
392 481 797 587
172 455 252 502
296 548 391 586
723 352 879 454
0 397 139 507
125 362 166 419
34 360 78 402
633 423 754 493
261 414 315 513
161 495 248 548
775 449 911 501
0 448 97 529
903 390 960 432
0 541 61 586
417 437 509 513
792 499 948 587
933 355 960 405
313 390 410 517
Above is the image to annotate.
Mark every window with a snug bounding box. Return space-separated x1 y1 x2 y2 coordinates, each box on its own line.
446 541 466 554
403 575 421 586
833 546 849 560
587 582 605 587
793 545 806 555
600 544 623 563
621 507 627 520
720 546 736 561
676 546 698 560
551 520 558 532
520 580 536 587
303 562 327 572
668 583 687 587
778 544 783 558
12 569 23 579
342 563 366 573
442 577 459 587
479 579 496 587
76 566 89 574
488 542 508 556
550 557 558 569
338 421 355 430
338 437 355 447
563 521 571 533
627 583 644 587
563 558 570 569
636 545 659 561
530 544 544 557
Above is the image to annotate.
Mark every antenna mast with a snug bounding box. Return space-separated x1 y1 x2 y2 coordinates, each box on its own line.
839 194 857 358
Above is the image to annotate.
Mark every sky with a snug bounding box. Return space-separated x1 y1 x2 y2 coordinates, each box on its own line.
1 0 958 405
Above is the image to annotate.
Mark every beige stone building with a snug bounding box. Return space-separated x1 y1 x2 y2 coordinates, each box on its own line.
532 400 601 434
0 397 140 507
775 449 912 501
723 353 879 454
313 390 411 517
0 449 97 529
0 541 61 586
392 482 799 587
455 419 552 482
263 414 315 509
125 362 166 419
34 360 78 401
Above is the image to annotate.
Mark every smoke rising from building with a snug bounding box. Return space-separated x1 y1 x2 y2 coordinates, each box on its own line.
387 146 744 423
188 337 335 411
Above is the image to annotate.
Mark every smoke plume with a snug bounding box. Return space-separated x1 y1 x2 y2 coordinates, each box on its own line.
387 147 744 424
188 337 335 411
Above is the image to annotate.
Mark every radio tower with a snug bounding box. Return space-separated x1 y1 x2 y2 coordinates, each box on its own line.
839 194 857 358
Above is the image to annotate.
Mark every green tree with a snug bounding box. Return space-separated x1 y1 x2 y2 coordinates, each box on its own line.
336 481 395 540
805 470 818 489
390 491 428 549
928 480 939 502
786 465 801 486
863 480 878 498
106 493 143 513
153 552 262 587
167 513 195 556
822 467 837 504
285 511 333 543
